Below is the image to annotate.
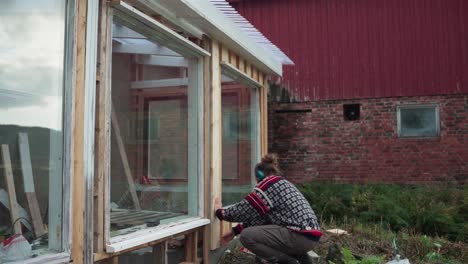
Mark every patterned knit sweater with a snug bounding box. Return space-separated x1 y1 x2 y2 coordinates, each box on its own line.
216 175 322 238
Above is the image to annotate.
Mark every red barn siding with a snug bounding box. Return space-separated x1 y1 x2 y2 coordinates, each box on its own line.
232 0 468 102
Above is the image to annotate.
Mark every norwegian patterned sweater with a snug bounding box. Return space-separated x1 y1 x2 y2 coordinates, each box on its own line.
216 175 322 238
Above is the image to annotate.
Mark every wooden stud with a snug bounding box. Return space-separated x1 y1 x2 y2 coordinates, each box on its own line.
202 225 210 264
238 59 245 73
245 63 251 78
94 0 112 253
201 36 212 263
1 145 22 234
71 0 87 262
152 241 168 264
18 133 46 237
221 45 229 63
184 230 199 263
210 39 222 250
111 109 141 210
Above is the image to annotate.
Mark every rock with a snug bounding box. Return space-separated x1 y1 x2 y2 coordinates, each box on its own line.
299 250 321 264
385 259 411 264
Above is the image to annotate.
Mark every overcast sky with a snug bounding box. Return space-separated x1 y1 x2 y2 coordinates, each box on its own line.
0 0 65 130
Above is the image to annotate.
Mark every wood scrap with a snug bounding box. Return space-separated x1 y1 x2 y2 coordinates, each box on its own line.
111 108 141 210
18 133 46 237
1 144 22 234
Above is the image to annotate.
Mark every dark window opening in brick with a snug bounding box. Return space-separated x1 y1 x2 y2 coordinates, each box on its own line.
343 104 360 121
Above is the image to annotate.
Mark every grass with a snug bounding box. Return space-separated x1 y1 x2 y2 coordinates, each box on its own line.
297 182 468 263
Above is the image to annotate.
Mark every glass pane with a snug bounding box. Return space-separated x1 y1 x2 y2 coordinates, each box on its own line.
0 0 66 259
221 77 260 205
110 21 199 235
400 107 438 137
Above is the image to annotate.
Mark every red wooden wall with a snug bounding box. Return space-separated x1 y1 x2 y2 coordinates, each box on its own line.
231 0 468 102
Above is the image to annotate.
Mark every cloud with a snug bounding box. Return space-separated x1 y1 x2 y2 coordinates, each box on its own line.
0 1 65 114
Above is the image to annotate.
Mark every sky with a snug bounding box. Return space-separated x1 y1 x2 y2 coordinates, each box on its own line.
0 0 66 130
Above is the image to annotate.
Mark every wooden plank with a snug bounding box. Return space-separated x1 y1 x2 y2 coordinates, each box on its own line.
238 59 245 73
111 109 141 210
202 225 210 264
152 241 168 264
71 0 87 262
1 145 21 234
261 77 268 155
18 133 46 237
184 230 199 263
95 0 112 253
220 45 229 63
201 37 212 264
210 39 222 250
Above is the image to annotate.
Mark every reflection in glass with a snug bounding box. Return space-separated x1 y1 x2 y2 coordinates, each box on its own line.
110 22 199 235
0 0 66 259
400 106 438 137
221 78 260 205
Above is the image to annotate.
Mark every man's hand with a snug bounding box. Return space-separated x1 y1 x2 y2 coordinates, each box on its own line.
221 230 235 245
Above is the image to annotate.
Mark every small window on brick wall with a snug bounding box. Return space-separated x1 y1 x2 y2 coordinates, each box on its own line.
397 104 440 137
343 104 360 121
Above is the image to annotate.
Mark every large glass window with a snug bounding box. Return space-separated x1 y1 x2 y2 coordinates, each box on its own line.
221 76 260 205
109 20 201 236
0 0 68 261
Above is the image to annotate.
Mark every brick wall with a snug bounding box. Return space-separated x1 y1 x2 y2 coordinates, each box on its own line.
268 95 468 184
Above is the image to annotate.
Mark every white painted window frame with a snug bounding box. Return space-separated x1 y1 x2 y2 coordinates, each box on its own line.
397 104 440 138
9 0 78 263
220 62 262 202
105 1 209 252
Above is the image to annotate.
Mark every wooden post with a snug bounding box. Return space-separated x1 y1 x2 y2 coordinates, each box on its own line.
18 133 46 237
94 0 112 253
1 145 22 234
201 36 212 263
209 39 222 250
184 230 199 263
152 241 168 264
261 77 268 155
71 0 87 262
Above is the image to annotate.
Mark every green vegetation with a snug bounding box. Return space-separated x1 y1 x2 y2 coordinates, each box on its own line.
298 182 468 264
299 182 468 242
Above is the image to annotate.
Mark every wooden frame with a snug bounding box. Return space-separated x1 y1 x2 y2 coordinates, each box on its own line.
85 1 274 263
2 1 279 264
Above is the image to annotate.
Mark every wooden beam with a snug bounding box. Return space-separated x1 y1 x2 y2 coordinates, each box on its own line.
71 0 87 261
112 40 181 56
94 0 112 253
18 133 46 237
201 36 212 264
131 78 189 89
209 39 222 250
134 54 188 67
184 230 198 263
1 145 21 234
152 241 168 264
132 76 233 89
111 109 141 211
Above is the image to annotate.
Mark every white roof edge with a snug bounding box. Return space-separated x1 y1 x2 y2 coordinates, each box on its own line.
209 0 294 66
179 0 283 76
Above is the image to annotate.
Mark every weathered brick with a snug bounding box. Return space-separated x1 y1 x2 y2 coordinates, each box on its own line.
269 95 468 184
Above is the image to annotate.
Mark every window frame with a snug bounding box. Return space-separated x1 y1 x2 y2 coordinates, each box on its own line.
5 0 76 262
104 2 209 253
220 62 262 204
397 104 440 138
